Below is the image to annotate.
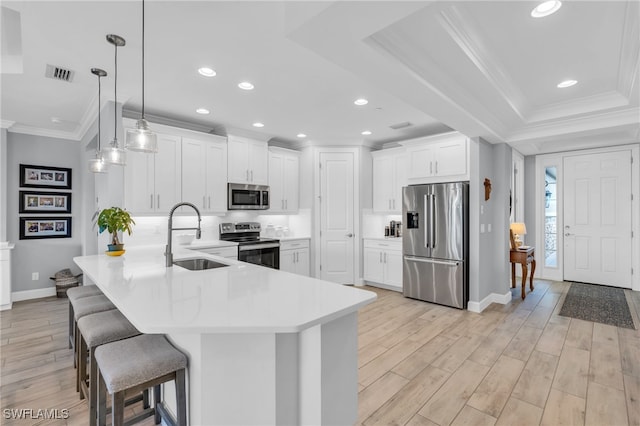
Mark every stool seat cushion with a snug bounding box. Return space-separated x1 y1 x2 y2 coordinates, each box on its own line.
77 310 140 348
73 295 115 320
95 334 187 394
67 285 102 302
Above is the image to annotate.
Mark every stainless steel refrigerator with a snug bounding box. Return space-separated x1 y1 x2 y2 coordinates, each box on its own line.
402 182 469 309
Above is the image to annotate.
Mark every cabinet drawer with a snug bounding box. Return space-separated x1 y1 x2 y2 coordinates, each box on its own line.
280 239 310 251
363 239 402 251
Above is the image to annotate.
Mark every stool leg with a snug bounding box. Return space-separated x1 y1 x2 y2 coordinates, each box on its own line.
175 369 187 426
153 385 161 425
143 388 150 410
112 391 125 426
98 369 107 426
68 302 73 349
90 349 98 426
77 334 87 398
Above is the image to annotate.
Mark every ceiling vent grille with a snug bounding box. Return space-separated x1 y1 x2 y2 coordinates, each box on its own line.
45 64 75 82
389 121 412 130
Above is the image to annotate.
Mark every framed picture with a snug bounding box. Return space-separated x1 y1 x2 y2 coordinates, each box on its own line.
19 191 72 214
19 217 72 239
19 164 72 189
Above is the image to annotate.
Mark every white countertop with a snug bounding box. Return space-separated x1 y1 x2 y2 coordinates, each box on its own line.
278 236 311 241
181 239 238 249
363 236 403 242
74 245 376 334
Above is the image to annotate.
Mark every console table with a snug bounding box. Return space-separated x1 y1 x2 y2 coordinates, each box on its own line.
510 247 536 299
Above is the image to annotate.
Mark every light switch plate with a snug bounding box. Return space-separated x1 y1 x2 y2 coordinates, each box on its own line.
480 224 485 233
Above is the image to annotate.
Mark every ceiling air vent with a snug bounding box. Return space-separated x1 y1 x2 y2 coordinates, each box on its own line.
45 64 75 82
389 121 412 130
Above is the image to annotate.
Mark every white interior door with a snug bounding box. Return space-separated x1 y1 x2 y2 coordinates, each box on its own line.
563 150 632 288
319 152 355 284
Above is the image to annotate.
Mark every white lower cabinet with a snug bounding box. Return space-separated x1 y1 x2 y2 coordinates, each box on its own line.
280 239 310 276
363 239 402 291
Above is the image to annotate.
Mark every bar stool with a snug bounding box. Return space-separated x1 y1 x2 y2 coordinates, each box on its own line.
71 294 115 379
67 286 103 349
77 309 141 426
95 334 188 426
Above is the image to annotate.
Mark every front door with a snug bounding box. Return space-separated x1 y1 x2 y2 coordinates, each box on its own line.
319 152 355 284
563 150 632 288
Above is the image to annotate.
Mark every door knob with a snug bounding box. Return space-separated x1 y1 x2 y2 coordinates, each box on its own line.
346 233 354 238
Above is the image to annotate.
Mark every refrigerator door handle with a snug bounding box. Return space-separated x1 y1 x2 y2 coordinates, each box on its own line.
424 194 429 248
430 194 436 249
404 256 460 267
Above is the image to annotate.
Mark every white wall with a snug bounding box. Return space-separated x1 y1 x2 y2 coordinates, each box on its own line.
524 155 537 248
7 132 83 293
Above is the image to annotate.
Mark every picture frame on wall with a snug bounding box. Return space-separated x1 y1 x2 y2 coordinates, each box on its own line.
19 164 72 189
19 217 72 239
19 191 72 214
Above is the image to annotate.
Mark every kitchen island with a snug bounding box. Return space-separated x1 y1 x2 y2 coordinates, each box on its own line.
74 246 376 425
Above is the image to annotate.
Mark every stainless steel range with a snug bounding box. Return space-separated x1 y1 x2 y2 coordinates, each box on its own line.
219 222 280 269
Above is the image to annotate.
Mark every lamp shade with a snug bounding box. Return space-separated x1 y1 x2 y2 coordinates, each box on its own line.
510 222 527 235
125 118 158 152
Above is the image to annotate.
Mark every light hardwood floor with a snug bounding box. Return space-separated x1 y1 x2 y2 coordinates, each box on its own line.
1 280 639 425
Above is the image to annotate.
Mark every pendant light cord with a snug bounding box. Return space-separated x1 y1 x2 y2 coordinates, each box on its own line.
98 75 102 152
142 0 145 119
113 41 118 147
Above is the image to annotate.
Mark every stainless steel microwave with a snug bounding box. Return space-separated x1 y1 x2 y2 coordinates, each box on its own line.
228 183 270 210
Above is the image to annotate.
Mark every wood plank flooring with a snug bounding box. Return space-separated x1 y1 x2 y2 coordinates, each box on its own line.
1 279 639 425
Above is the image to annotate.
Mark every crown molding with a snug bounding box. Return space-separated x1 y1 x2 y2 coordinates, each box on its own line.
7 124 81 141
438 5 527 121
1 120 15 129
508 107 640 143
526 91 630 124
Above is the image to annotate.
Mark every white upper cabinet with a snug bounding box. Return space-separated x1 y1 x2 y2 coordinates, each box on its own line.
181 135 227 213
227 135 268 185
372 148 407 213
400 132 469 183
268 147 300 213
125 132 182 213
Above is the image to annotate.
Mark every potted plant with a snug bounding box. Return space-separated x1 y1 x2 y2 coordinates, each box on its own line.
96 207 135 253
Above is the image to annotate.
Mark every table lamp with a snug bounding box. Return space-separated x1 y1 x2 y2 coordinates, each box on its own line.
510 222 527 249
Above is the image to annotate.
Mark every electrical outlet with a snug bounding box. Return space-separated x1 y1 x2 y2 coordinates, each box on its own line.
32 272 39 281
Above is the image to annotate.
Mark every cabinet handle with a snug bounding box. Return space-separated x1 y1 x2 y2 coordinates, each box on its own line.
150 194 153 209
250 170 253 182
208 196 211 209
435 161 438 174
285 199 288 210
203 196 206 209
384 252 387 263
393 199 396 210
380 252 382 263
430 161 433 175
246 170 249 181
157 194 160 209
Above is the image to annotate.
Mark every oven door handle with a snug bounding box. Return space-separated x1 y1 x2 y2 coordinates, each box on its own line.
239 243 280 251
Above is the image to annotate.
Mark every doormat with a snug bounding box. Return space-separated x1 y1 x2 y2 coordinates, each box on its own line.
559 282 635 329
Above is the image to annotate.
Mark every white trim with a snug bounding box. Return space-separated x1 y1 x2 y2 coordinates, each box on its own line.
362 281 402 293
535 153 564 281
12 287 56 302
467 291 511 313
1 120 15 129
0 303 13 311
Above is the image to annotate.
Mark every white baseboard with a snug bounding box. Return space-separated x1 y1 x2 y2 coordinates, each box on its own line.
0 302 12 311
467 291 512 313
12 287 56 302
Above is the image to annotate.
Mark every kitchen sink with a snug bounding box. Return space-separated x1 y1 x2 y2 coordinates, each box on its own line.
173 258 229 271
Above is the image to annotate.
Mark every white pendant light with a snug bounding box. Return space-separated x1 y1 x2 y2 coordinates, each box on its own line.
125 0 158 153
104 34 127 166
88 68 109 174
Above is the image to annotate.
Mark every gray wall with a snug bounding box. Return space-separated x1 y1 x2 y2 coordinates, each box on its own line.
8 133 83 292
524 155 537 248
469 139 511 304
1 128 7 242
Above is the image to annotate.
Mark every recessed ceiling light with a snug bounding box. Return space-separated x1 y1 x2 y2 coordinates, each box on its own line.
557 79 577 88
253 122 264 128
238 81 254 90
297 133 307 138
361 130 372 135
196 108 210 115
354 98 368 106
51 117 62 124
531 0 562 18
198 67 216 77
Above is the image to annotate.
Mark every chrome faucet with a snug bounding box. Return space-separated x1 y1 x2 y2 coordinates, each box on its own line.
166 202 202 267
